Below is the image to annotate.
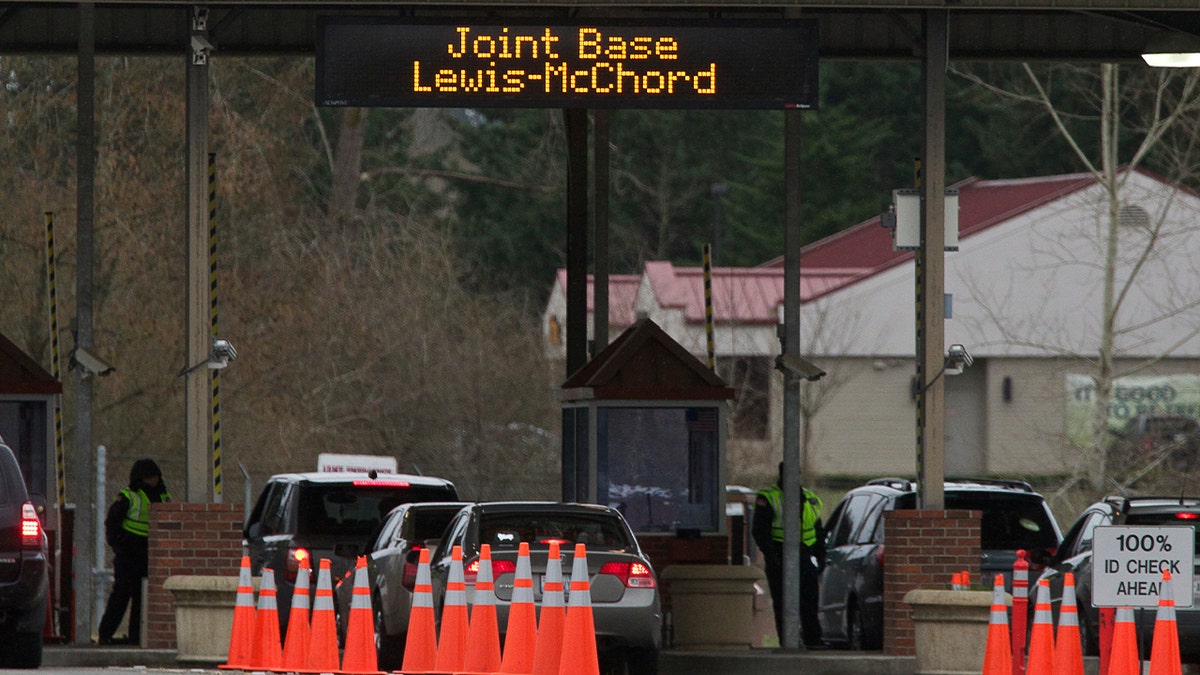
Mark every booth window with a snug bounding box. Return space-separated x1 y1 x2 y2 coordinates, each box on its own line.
597 406 720 534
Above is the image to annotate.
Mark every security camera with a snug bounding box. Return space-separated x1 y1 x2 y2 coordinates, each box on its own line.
191 35 214 52
209 338 237 369
946 344 973 375
70 347 116 377
774 353 826 381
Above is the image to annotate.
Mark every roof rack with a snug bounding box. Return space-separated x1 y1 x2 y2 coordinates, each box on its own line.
866 477 915 491
945 477 1034 493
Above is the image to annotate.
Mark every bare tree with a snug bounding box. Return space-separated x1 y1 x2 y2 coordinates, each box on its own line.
955 63 1200 490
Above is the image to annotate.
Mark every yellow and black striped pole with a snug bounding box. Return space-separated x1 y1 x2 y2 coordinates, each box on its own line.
703 243 715 371
45 212 65 510
209 153 221 502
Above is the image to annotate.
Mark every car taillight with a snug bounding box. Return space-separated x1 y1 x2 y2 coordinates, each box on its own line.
286 547 311 583
874 545 885 566
1176 512 1200 520
599 561 657 589
21 502 41 547
464 558 516 584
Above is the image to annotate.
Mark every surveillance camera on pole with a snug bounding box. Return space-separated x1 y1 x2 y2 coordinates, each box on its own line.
70 347 116 378
209 338 237 369
774 353 826 381
945 344 973 375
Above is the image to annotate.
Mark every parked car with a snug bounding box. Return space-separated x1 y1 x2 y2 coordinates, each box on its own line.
333 501 468 669
428 502 661 675
0 437 48 668
1109 414 1200 472
243 470 459 631
1034 495 1200 661
818 477 1062 650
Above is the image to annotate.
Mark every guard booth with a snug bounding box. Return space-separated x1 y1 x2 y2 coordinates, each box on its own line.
560 318 765 649
0 331 69 638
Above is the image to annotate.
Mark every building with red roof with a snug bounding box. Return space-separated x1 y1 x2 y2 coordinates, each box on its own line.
544 170 1200 481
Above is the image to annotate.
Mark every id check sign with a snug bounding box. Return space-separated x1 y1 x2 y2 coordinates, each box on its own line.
1092 526 1194 608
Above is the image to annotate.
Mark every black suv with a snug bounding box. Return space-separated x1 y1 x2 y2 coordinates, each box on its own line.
818 477 1062 650
243 470 458 630
0 438 48 668
1035 496 1200 661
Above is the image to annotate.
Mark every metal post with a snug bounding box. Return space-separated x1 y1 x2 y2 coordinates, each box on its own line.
73 2 97 644
93 445 110 633
592 110 610 353
780 108 804 650
917 9 948 510
563 107 589 502
186 6 212 503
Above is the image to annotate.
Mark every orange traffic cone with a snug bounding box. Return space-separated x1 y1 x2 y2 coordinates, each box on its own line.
304 558 341 673
559 544 599 675
530 542 566 675
500 542 537 673
220 555 257 670
435 546 470 673
951 571 964 590
281 556 312 671
1053 572 1084 675
982 574 1012 675
401 548 439 674
1149 570 1182 675
461 543 503 674
1025 579 1054 675
1109 606 1141 675
250 568 285 671
340 556 384 675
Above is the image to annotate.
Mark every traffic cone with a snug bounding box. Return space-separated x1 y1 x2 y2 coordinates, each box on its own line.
951 571 964 590
558 544 599 675
340 556 384 675
982 574 1012 675
1011 551 1030 675
1108 606 1140 675
250 568 285 671
220 555 257 670
305 558 341 673
1053 572 1084 675
530 542 566 675
401 548 439 675
1024 579 1054 675
281 556 312 671
434 546 470 673
500 542 537 674
1149 571 1182 675
461 543 502 674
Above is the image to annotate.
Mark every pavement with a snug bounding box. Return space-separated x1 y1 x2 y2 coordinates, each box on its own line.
44 644 918 674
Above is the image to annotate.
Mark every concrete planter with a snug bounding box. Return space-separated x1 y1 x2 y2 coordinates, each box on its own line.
164 575 257 664
903 588 1001 675
661 564 765 650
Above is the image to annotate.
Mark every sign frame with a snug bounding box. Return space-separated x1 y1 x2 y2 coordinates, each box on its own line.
1092 525 1194 608
316 17 819 110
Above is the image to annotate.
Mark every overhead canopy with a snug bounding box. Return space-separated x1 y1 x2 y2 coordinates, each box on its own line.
0 333 61 396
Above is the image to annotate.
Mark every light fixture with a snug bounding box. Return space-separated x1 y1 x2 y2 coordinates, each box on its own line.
1141 30 1200 68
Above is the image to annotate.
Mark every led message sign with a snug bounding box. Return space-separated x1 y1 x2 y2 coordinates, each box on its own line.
316 19 818 110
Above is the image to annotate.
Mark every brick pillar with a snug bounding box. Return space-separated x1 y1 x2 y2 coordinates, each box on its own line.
882 509 980 656
146 503 245 649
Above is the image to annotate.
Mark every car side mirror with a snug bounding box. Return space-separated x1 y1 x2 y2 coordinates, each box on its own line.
1030 547 1054 566
245 522 261 539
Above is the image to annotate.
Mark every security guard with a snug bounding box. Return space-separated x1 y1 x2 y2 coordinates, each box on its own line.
753 462 824 647
98 458 171 645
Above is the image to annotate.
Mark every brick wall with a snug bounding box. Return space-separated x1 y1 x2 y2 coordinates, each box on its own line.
882 509 980 656
146 503 245 649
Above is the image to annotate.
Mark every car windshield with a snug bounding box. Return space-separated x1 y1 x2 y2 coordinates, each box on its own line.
297 483 457 537
1125 511 1200 551
944 493 1059 550
480 512 635 552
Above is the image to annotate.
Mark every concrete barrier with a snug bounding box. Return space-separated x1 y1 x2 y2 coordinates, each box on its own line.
164 574 258 664
661 564 765 650
903 588 992 675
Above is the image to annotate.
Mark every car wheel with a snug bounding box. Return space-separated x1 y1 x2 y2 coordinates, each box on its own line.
7 631 43 669
374 600 404 671
621 647 659 675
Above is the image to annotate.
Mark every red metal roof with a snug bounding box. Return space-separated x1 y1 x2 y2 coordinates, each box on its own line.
561 172 1103 326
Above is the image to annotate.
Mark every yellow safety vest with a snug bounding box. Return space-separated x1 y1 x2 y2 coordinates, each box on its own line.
758 484 822 546
119 487 170 537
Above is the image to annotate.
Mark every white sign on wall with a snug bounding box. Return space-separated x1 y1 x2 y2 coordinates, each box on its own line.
1092 526 1194 608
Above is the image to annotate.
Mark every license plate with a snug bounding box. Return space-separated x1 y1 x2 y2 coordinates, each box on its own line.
538 574 570 597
